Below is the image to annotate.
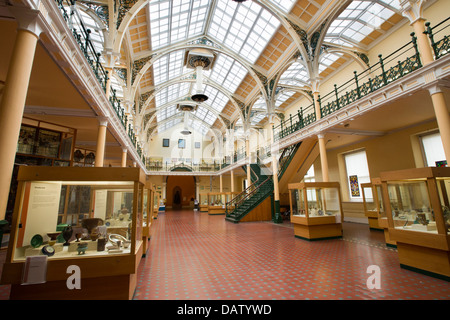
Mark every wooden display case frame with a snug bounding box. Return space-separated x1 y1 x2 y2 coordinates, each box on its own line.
380 167 450 280
368 178 396 247
288 182 344 241
1 166 146 300
142 182 155 257
361 181 383 231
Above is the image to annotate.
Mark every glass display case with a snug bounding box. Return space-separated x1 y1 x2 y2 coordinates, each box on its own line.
199 192 209 212
380 167 450 280
361 182 383 231
1 166 146 300
208 192 226 215
288 182 343 240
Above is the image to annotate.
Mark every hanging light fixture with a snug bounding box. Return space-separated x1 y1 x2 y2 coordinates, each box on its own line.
185 49 215 103
177 104 197 135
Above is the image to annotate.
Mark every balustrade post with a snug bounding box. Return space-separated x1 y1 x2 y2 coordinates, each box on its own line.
354 71 361 99
379 54 388 85
424 22 437 57
334 84 340 109
410 32 422 67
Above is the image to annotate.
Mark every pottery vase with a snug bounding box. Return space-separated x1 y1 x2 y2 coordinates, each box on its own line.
81 218 104 240
62 226 73 246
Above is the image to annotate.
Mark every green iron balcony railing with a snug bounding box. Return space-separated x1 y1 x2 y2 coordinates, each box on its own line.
55 0 144 163
273 30 427 142
425 17 450 60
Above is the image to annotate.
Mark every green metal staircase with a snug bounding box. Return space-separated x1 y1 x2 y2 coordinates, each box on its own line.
225 142 301 223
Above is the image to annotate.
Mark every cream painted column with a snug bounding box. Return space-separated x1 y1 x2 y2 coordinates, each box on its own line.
318 133 330 182
428 85 450 162
400 1 450 161
246 138 251 187
162 181 167 200
230 170 235 193
219 174 223 193
0 7 41 220
270 118 282 223
311 79 321 120
121 148 128 167
95 117 108 167
400 0 434 65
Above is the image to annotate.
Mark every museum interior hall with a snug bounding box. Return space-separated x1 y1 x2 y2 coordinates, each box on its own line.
0 0 449 301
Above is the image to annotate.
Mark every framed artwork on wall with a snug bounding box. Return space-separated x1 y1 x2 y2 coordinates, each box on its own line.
178 139 185 149
163 139 170 147
195 142 201 149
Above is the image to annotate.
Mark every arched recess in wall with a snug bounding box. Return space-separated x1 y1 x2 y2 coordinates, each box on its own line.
165 176 196 210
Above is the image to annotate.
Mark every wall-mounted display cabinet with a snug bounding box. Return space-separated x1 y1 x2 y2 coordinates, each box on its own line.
288 182 344 240
208 192 226 215
1 166 146 299
361 182 383 231
380 167 450 280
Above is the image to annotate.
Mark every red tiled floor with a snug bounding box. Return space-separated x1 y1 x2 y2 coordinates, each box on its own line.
133 210 450 300
0 210 448 300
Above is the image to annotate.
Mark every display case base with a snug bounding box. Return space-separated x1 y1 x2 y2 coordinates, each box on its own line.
367 217 383 230
208 207 225 215
200 205 208 212
396 242 450 281
293 223 342 241
9 273 138 300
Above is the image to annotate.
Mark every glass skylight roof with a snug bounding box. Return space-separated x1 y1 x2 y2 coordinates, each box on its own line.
318 52 343 73
155 83 190 107
275 91 295 107
152 50 185 85
325 0 399 46
208 0 280 64
149 0 210 49
279 62 309 86
267 0 296 13
157 118 182 133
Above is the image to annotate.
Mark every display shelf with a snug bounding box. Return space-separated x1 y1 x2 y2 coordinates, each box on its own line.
380 167 450 280
288 182 344 240
0 166 146 299
207 192 226 215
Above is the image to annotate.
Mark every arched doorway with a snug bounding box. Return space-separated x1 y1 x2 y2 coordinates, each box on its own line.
166 176 196 211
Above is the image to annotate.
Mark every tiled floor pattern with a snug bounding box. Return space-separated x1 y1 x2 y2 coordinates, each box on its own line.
133 211 450 300
0 211 449 300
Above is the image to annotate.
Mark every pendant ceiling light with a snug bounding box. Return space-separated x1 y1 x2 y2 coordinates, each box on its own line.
185 49 215 103
177 105 197 135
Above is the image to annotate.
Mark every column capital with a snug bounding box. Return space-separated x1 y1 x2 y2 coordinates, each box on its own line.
317 133 325 139
122 147 128 153
9 7 43 38
97 116 109 127
399 0 426 24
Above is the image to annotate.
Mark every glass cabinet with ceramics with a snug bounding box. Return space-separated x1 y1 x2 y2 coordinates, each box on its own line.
380 167 450 280
288 182 344 240
0 166 146 300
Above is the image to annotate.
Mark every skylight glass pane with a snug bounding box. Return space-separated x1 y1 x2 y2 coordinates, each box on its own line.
203 86 229 112
279 62 309 85
275 91 295 107
149 0 209 50
208 54 247 93
325 0 398 47
208 0 280 64
267 0 296 12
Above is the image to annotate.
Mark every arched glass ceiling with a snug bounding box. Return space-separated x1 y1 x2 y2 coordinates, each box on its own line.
209 0 280 64
324 0 401 47
147 0 281 135
279 62 309 86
